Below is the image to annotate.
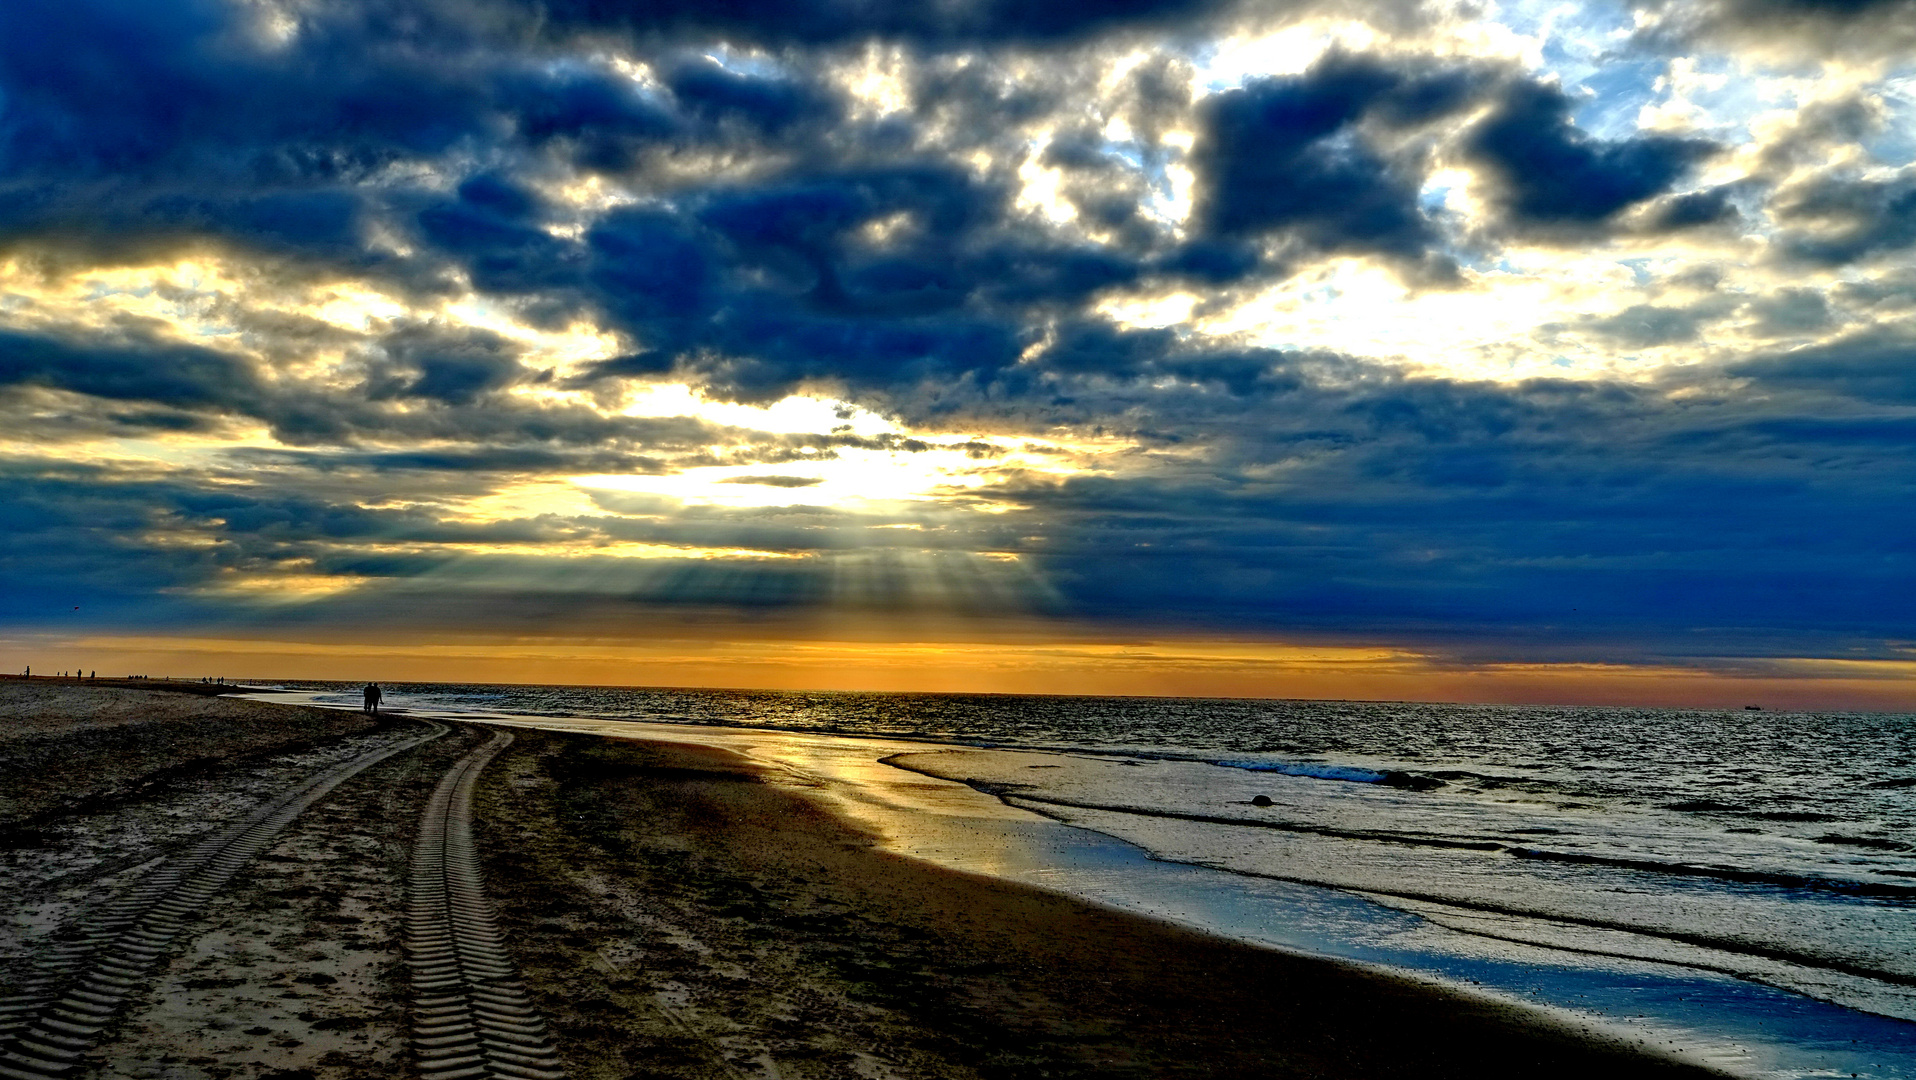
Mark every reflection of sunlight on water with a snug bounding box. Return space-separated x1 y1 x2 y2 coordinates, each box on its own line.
371 711 1057 878
530 720 1058 878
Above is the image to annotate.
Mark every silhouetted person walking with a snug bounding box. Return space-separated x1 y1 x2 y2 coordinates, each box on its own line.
363 683 383 714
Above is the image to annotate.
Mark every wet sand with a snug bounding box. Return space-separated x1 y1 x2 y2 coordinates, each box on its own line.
476 728 1725 1079
2 684 1728 1078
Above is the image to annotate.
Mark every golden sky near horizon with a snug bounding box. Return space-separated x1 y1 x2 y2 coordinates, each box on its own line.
14 630 1916 711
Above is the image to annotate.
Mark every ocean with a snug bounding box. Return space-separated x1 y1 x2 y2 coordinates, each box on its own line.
252 681 1916 1078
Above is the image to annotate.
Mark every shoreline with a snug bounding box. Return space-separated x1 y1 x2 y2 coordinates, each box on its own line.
0 682 1765 1077
0 673 263 697
474 725 1724 1078
242 688 1916 1077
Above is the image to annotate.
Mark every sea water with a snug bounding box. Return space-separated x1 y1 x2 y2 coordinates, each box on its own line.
255 683 1916 1077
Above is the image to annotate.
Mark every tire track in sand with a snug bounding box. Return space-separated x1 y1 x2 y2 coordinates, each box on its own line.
0 722 449 1079
407 728 566 1080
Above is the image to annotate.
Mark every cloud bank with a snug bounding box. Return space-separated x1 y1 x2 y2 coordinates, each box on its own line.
1 0 1912 696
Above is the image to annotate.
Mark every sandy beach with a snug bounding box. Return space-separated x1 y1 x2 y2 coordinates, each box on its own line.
1 682 1725 1079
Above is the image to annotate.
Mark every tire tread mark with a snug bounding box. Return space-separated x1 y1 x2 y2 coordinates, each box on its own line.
406 729 565 1080
0 723 449 1076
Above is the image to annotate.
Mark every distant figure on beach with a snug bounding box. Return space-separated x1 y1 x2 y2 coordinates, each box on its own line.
363 683 383 714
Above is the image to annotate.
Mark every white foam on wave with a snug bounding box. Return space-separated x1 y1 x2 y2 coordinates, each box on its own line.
1215 759 1387 783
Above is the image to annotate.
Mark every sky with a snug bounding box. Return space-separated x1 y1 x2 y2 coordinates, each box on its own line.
1 0 1914 707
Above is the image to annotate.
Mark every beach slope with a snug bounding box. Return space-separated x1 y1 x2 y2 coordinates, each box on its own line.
1 684 1726 1079
477 729 1723 1080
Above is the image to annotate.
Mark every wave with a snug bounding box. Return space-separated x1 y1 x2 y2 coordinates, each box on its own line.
1347 886 1916 995
1503 847 1916 898
1817 834 1912 852
902 771 1916 902
884 775 1509 852
1214 760 1447 790
1660 799 1743 812
944 790 1916 993
1214 760 1386 783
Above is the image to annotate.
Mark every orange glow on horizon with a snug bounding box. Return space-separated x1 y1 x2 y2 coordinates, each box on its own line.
6 630 1913 713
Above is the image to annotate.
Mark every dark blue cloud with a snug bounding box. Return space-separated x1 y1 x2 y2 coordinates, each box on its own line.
147 191 369 256
1773 174 1916 265
535 0 1231 46
0 3 1718 415
233 446 671 475
663 58 840 135
416 177 583 294
365 324 531 405
1156 239 1261 283
0 1 488 175
0 475 220 626
1192 54 1473 267
1642 185 1742 232
967 362 1916 654
697 166 990 266
578 208 713 371
686 303 1028 401
1184 53 1712 266
0 4 820 262
0 327 264 410
1465 80 1718 227
1631 0 1916 55
0 0 235 175
0 323 720 453
0 2 485 269
556 168 1137 397
1564 303 1713 348
501 66 684 171
1746 289 1831 335
1729 333 1916 403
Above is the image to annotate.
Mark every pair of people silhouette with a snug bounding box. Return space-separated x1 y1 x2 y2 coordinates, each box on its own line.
362 683 383 714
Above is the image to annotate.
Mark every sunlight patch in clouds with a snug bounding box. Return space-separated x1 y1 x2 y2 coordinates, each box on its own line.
838 45 913 118
1016 138 1082 226
617 386 881 436
1099 290 1201 329
1195 22 1378 90
575 431 1081 512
